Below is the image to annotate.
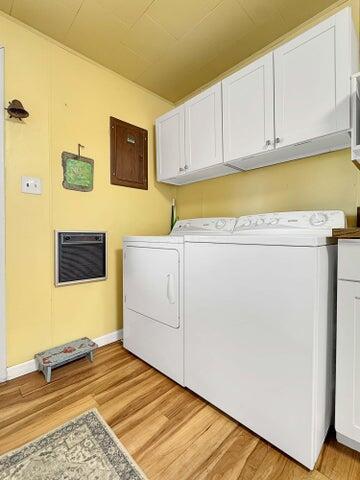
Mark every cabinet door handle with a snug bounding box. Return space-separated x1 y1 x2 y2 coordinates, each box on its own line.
275 137 281 144
184 164 189 170
265 139 271 148
179 167 184 172
166 274 175 304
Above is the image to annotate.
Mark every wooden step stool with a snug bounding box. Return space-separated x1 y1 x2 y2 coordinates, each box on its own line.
35 337 98 382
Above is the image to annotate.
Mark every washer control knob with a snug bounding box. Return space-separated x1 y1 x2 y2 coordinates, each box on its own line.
269 218 279 225
310 212 328 226
216 219 226 229
256 218 264 226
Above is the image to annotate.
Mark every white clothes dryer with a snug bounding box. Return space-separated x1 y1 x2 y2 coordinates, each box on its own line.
123 217 236 385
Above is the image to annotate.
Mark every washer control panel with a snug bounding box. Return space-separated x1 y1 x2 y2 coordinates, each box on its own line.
234 210 346 234
171 217 236 236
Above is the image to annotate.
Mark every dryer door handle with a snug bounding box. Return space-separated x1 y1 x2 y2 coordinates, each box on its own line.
166 274 176 304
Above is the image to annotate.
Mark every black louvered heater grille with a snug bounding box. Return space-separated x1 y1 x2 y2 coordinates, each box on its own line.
56 232 107 285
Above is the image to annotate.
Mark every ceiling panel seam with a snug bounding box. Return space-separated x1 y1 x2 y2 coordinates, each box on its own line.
63 0 85 39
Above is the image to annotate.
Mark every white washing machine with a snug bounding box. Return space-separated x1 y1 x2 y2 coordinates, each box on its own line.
123 217 236 385
184 210 345 469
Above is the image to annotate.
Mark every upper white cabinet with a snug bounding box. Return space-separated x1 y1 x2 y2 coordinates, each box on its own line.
156 105 185 181
156 83 236 185
225 7 357 171
222 53 275 161
274 8 352 149
185 83 223 171
156 7 358 183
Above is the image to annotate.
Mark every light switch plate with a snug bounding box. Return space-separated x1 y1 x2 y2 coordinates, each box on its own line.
21 176 42 195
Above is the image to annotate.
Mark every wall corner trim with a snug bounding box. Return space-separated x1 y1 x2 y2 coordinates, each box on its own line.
6 329 123 381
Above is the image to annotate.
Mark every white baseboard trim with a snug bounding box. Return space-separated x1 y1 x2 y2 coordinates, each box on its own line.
6 329 123 381
94 329 123 347
7 358 36 380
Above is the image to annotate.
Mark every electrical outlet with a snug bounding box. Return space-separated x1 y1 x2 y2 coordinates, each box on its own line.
21 176 42 195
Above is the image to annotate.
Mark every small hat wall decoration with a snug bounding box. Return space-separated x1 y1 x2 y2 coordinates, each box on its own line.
5 99 29 120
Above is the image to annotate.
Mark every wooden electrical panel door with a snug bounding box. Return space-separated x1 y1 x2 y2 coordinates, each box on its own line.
110 117 148 189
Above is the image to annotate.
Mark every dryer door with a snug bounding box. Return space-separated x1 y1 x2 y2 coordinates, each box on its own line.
124 246 180 328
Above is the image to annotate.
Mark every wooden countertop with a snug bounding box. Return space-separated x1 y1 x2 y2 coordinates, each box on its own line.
332 228 360 239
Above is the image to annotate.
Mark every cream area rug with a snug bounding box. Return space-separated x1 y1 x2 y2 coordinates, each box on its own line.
0 409 147 479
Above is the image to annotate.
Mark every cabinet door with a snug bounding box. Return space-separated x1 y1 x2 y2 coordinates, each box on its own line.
222 53 274 162
336 280 360 443
156 105 185 181
185 83 223 171
274 8 352 148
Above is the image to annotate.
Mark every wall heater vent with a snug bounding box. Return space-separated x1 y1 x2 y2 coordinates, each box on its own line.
55 231 107 286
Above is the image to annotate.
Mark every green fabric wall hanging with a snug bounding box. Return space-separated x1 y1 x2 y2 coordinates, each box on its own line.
62 152 94 192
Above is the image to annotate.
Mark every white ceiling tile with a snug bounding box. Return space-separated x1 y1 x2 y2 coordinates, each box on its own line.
11 0 79 41
0 0 13 14
147 0 219 39
172 0 253 67
54 0 83 14
272 0 338 28
65 0 150 80
122 14 176 63
65 0 130 42
95 0 154 26
238 0 282 26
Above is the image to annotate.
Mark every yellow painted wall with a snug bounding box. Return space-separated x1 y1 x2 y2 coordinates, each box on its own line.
176 0 360 227
2 13 174 366
176 150 359 225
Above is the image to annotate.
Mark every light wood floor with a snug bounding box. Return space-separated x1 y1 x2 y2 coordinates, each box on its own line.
0 342 359 479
